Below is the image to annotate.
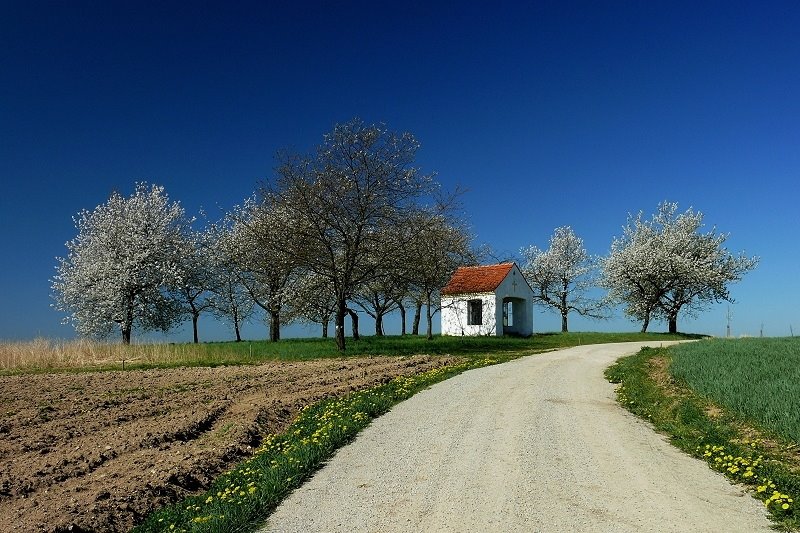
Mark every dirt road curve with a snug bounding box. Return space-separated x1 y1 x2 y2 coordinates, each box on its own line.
262 342 772 532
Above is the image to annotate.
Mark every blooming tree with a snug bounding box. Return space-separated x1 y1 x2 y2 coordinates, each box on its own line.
600 213 665 332
172 228 217 343
226 198 299 342
289 271 338 338
602 202 758 333
51 183 190 344
521 226 607 332
204 223 255 342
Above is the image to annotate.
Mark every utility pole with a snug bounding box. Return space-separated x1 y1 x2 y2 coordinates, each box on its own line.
726 305 732 338
760 323 764 338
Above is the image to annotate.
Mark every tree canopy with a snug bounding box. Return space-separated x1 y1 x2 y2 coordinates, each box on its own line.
521 226 607 332
52 183 190 344
263 118 442 350
601 202 758 333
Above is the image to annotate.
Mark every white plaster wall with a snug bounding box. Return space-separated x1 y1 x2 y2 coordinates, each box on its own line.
441 293 498 336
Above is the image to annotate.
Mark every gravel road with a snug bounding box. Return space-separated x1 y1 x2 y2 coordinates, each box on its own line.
261 342 772 532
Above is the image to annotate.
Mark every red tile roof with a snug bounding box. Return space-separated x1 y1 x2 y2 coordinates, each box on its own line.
441 263 515 295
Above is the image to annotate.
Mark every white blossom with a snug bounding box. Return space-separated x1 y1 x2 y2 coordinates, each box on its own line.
204 222 256 342
601 202 758 333
171 227 217 343
521 226 608 332
225 197 299 341
51 183 191 343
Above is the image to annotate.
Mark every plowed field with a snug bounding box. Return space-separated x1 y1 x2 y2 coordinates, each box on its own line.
0 355 458 532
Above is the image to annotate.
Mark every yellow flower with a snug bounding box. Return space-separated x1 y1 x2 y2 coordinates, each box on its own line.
782 503 790 510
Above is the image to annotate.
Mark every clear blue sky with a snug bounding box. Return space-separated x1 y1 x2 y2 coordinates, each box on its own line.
2 1 797 342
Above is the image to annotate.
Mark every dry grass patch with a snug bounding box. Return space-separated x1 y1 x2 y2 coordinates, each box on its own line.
0 338 213 372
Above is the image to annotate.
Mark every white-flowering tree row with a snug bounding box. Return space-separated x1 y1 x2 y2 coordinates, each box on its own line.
522 203 758 333
601 202 758 333
52 119 474 347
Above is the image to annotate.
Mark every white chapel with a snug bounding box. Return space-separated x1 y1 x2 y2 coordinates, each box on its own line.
440 262 535 337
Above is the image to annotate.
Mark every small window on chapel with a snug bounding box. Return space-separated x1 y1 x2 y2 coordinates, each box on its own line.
467 299 483 325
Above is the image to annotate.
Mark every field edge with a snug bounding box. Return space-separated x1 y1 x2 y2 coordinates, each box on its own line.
132 354 516 532
605 345 800 532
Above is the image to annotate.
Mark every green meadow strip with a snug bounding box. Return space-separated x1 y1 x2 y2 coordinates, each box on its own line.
132 356 509 533
606 347 800 531
670 338 800 443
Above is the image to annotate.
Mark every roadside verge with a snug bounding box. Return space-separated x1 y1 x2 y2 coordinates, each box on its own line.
132 356 508 532
606 346 800 531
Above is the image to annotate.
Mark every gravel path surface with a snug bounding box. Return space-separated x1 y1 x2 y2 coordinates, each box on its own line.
261 342 772 532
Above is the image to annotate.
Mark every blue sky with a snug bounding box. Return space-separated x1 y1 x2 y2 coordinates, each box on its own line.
1 1 797 342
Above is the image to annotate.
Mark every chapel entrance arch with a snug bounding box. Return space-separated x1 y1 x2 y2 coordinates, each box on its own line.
502 297 526 336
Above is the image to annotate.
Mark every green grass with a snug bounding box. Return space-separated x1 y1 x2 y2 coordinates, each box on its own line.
197 331 697 361
606 344 800 530
670 337 800 443
132 356 510 533
1 331 698 375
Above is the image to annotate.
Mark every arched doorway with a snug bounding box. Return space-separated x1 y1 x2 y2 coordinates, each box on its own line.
502 297 527 336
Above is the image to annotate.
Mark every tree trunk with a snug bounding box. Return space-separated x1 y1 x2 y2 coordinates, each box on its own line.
561 312 568 333
335 300 347 351
233 307 242 342
121 306 133 345
347 308 360 340
375 312 384 336
398 303 406 335
322 321 329 338
668 315 678 334
426 293 434 340
640 313 650 333
269 309 281 342
192 312 200 344
412 301 422 335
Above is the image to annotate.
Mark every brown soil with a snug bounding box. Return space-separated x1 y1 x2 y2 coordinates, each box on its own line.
0 355 460 532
